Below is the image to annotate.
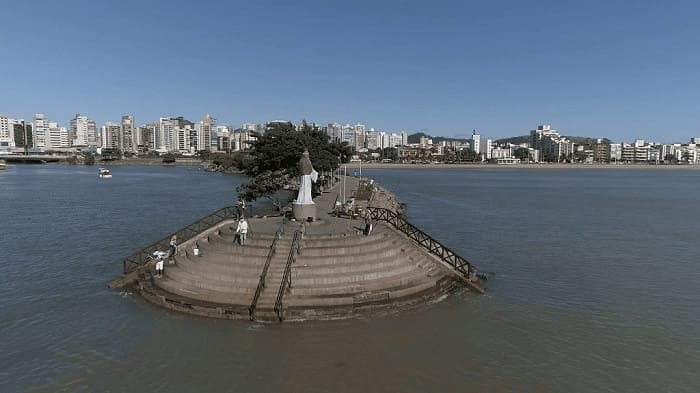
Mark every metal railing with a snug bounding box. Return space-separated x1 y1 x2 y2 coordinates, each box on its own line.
248 217 287 320
273 227 302 321
366 206 484 293
122 206 239 274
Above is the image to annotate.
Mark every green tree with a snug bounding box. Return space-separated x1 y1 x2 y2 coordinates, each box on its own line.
83 152 95 165
197 150 211 161
236 121 351 206
162 153 176 163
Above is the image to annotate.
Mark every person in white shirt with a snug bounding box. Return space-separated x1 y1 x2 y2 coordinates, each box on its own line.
155 258 164 277
236 218 249 246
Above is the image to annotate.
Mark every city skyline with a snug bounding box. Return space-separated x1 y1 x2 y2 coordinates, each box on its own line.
2 1 700 142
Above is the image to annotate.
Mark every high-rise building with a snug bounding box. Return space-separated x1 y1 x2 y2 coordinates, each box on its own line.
33 114 49 150
530 124 573 162
195 114 216 152
156 117 176 152
46 122 70 149
341 124 354 146
70 114 97 148
137 124 156 152
326 123 342 142
0 115 15 153
0 115 12 153
592 139 611 163
121 115 136 153
470 131 481 155
366 130 379 150
101 122 121 149
11 119 31 151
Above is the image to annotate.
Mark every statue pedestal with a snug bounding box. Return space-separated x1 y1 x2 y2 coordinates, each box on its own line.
293 203 316 221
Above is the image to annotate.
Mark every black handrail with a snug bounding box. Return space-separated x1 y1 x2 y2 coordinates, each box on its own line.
273 228 302 321
248 218 286 320
366 206 484 293
122 206 238 274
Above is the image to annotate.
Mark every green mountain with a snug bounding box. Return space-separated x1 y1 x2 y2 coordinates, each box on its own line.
407 132 469 144
494 135 612 146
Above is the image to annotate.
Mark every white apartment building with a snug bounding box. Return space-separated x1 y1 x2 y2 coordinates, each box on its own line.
46 122 69 149
341 124 354 146
33 114 49 150
156 117 176 152
120 116 136 153
326 123 342 142
609 143 622 162
0 115 12 152
70 114 97 148
137 124 156 151
530 124 573 162
101 122 121 149
621 140 650 163
195 114 215 152
366 130 379 150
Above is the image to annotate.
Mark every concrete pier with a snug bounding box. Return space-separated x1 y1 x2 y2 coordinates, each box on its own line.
123 175 484 321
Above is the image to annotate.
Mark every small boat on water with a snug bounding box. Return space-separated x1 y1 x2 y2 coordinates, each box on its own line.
0 159 7 170
98 168 112 178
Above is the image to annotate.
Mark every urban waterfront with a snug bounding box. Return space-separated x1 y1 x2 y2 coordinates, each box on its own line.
1 165 699 392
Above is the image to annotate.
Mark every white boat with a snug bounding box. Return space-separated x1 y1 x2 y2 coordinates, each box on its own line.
98 168 112 178
0 159 6 170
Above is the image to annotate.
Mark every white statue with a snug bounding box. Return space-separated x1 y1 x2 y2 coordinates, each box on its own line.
295 149 318 205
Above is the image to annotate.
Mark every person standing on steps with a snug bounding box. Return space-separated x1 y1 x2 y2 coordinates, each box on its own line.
155 255 164 278
169 235 177 263
236 217 248 246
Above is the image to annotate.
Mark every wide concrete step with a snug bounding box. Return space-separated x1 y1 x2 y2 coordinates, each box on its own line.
161 266 260 291
293 256 409 276
174 256 267 278
176 251 270 267
295 247 405 265
291 263 421 286
204 235 275 250
191 242 272 257
300 232 390 248
155 277 254 306
300 235 400 257
284 280 439 308
290 268 432 294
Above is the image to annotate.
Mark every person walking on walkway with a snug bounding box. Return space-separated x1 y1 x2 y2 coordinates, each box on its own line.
236 199 246 218
236 218 249 246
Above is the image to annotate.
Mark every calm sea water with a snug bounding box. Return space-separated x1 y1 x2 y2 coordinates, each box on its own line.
1 165 699 392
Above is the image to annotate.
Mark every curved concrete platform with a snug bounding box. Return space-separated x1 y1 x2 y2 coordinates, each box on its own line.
128 176 483 322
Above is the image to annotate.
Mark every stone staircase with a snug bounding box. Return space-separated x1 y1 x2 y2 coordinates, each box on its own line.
149 220 456 321
279 224 452 319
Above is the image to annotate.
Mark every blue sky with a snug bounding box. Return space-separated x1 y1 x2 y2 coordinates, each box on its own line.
1 0 699 143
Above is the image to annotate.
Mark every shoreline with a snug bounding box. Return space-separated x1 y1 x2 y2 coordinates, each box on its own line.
342 162 700 170
15 157 700 171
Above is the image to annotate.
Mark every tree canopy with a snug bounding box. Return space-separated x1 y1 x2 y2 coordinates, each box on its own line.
236 121 352 207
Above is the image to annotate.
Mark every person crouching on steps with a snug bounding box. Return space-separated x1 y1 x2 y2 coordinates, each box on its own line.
236 218 248 246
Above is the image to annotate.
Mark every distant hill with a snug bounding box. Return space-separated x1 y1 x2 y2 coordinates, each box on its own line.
494 135 530 145
409 132 610 146
407 132 468 144
494 135 612 146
